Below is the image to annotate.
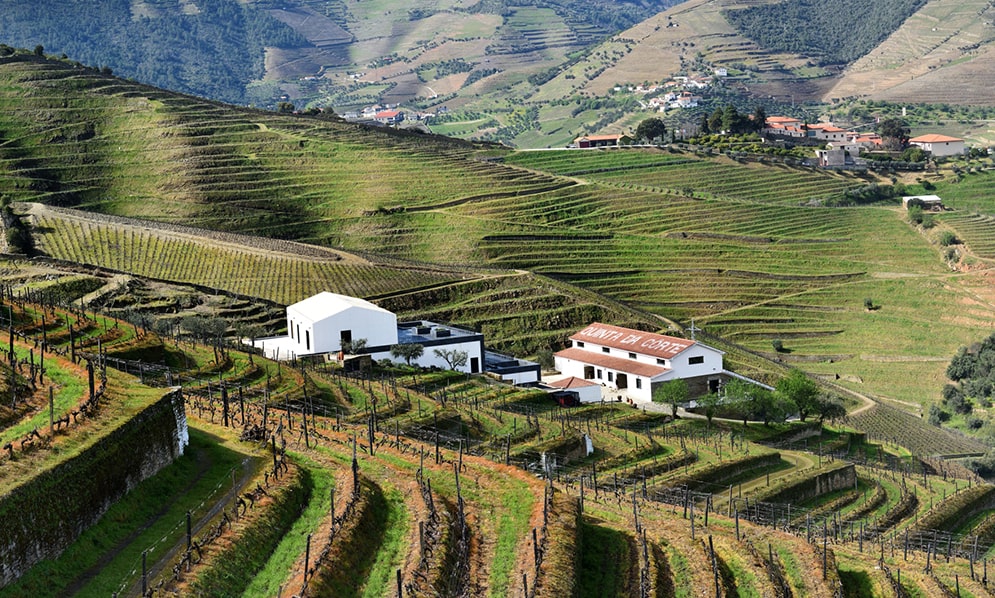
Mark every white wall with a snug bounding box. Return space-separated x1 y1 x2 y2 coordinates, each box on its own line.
287 305 397 356
372 339 483 374
555 341 723 403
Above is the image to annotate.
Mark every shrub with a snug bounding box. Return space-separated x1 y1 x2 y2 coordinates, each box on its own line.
928 404 949 426
771 339 784 352
939 231 958 246
863 297 874 310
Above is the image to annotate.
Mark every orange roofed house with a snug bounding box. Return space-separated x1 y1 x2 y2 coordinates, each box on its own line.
908 134 965 157
554 323 749 403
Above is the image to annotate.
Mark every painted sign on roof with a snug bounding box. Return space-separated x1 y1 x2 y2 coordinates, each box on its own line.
570 323 694 359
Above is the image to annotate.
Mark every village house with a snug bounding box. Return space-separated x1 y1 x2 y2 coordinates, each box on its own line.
763 117 847 142
573 134 622 148
250 292 540 382
908 134 965 157
552 323 733 404
374 109 404 125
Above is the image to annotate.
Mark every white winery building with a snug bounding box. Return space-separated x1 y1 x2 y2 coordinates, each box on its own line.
252 292 539 382
553 323 726 403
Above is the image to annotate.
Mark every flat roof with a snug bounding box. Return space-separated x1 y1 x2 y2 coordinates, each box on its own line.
569 323 697 359
555 347 669 378
396 320 479 344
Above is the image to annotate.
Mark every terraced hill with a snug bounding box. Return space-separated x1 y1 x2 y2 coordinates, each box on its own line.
1 294 989 595
5 54 995 445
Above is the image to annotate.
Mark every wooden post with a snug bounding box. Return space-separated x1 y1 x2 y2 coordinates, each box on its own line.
397 569 402 597
186 510 192 550
305 534 312 582
48 386 54 438
142 550 148 596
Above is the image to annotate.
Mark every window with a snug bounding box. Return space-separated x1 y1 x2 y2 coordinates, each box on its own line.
602 347 610 353
596 369 602 379
607 372 614 382
289 320 294 339
575 341 585 348
305 330 311 351
689 356 704 365
635 379 642 389
628 352 637 359
656 358 667 366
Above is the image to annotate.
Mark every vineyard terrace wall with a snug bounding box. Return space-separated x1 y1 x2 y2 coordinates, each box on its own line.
0 388 188 586
762 463 857 504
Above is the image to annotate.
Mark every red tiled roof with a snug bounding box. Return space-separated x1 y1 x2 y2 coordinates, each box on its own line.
554 347 670 378
570 323 695 359
548 376 599 389
375 110 401 118
910 134 963 143
766 116 801 124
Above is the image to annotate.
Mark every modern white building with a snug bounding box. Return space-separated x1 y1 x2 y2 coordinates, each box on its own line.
284 292 397 357
908 134 965 157
251 292 540 382
553 323 725 403
366 320 485 375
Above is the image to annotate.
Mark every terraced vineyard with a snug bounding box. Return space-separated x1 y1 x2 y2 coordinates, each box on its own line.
9 59 995 596
505 150 865 205
0 284 992 596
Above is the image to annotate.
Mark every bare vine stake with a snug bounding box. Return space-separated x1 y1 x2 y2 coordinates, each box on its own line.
304 534 312 585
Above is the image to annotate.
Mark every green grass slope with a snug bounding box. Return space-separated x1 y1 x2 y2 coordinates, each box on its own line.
3 55 995 421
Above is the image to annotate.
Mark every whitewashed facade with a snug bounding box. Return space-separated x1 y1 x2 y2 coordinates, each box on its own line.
554 323 724 403
285 292 397 357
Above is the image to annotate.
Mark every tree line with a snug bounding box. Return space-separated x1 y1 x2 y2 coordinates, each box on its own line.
654 369 846 427
0 0 307 104
724 0 927 66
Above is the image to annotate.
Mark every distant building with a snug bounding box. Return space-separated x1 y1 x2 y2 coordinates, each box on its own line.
902 195 944 211
763 117 847 142
815 148 847 168
374 110 404 124
574 134 622 148
908 134 965 157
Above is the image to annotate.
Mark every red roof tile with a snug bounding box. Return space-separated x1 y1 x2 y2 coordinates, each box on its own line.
570 323 695 359
555 347 670 378
910 134 963 143
548 376 600 389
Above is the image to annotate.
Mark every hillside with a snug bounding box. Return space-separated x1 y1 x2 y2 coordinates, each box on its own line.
3 54 995 432
0 281 991 596
4 55 995 595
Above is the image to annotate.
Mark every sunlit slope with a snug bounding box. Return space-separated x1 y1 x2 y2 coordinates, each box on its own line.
826 0 995 103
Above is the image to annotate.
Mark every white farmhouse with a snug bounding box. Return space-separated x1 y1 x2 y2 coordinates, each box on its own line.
285 292 398 357
553 323 725 403
908 134 965 157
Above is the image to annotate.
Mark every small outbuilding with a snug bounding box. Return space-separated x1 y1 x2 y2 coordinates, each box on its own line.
546 376 602 403
902 195 944 211
574 134 622 148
